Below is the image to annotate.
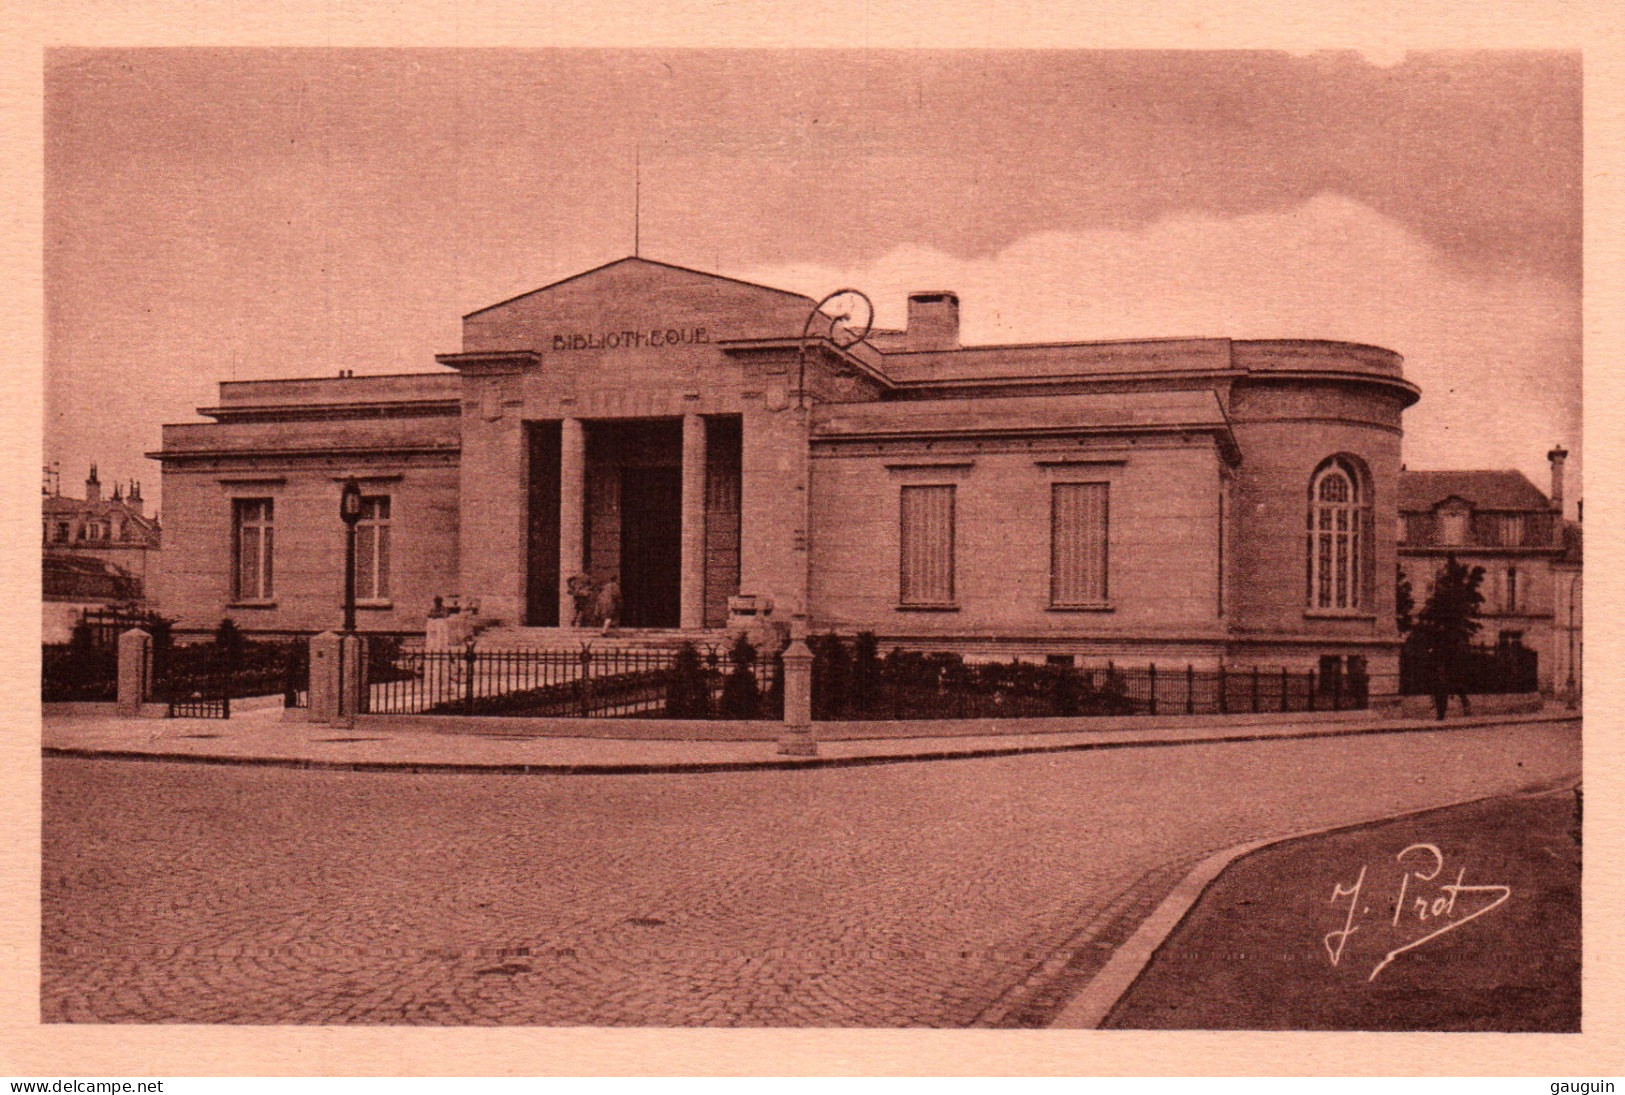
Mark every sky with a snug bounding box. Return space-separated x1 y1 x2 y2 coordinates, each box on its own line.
44 48 1582 514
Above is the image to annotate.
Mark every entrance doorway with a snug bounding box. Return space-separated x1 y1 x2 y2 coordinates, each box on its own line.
618 465 682 627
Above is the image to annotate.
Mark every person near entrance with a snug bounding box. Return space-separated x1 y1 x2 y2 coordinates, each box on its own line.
566 574 595 628
595 577 622 636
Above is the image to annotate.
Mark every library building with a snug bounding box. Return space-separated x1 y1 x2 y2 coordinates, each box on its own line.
151 256 1422 696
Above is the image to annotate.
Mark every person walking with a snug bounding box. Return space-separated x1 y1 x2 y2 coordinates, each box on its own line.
1429 648 1452 720
1449 640 1473 717
595 576 622 636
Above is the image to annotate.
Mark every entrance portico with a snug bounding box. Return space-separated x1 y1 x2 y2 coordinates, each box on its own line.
548 414 737 631
431 257 830 637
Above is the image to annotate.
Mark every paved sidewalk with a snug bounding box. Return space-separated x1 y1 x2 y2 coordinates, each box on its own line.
42 703 1579 773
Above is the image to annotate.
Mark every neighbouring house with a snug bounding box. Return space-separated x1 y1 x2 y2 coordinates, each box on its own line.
1398 448 1581 694
42 465 162 642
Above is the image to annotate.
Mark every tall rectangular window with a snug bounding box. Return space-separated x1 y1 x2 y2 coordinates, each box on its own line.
1505 566 1518 614
1498 514 1525 547
233 498 274 601
899 484 955 606
1051 482 1109 606
354 496 392 601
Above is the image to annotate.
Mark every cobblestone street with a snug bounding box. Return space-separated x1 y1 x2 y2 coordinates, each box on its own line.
42 721 1578 1026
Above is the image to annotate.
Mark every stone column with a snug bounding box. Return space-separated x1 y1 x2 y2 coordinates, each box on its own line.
558 416 586 628
116 628 151 716
680 413 708 631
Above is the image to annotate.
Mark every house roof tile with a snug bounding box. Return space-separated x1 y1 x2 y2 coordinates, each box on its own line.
1399 469 1552 513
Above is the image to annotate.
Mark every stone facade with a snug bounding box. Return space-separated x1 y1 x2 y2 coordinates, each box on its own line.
152 374 461 635
151 257 1422 696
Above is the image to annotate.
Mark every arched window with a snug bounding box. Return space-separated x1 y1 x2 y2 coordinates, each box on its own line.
1307 457 1371 611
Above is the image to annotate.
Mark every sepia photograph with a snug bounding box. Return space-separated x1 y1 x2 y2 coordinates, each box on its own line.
38 46 1582 1036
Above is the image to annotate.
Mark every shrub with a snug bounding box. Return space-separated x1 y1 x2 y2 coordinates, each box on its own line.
664 642 711 718
1050 665 1081 717
850 632 881 715
811 633 851 719
213 618 245 658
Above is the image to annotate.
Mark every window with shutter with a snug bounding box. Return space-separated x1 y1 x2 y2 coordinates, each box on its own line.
898 484 955 606
1050 482 1109 606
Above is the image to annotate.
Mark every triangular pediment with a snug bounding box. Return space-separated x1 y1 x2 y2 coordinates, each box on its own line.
461 257 817 355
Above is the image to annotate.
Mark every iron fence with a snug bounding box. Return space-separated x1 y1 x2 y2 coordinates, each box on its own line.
155 637 294 701
1400 639 1538 695
149 636 304 717
78 608 168 648
366 642 783 719
810 637 1364 721
43 608 165 702
41 642 117 702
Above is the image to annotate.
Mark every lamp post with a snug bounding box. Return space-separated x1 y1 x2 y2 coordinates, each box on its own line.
340 478 363 633
779 291 874 757
329 478 366 728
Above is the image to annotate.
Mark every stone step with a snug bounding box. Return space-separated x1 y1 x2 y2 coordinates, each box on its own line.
472 627 734 652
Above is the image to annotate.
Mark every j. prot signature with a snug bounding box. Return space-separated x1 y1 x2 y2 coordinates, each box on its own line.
1324 843 1511 982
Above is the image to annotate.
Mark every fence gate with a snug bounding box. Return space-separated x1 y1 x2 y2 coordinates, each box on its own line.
159 643 234 719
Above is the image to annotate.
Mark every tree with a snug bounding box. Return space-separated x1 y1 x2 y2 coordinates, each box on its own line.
718 634 762 719
1412 554 1486 655
1396 562 1415 634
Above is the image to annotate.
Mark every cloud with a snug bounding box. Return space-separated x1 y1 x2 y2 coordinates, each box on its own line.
742 192 1582 505
1280 46 1409 68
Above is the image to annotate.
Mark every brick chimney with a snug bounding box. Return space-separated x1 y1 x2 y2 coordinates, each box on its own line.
127 480 144 517
906 291 960 351
1547 445 1568 513
84 464 100 503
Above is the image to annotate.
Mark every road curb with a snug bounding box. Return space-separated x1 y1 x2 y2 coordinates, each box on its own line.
41 711 1579 776
1046 775 1583 1029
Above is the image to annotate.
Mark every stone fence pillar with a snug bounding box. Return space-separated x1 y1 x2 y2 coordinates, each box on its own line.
309 631 368 727
308 631 340 724
778 616 816 757
116 628 151 716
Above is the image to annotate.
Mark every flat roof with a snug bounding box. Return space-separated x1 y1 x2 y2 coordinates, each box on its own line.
812 389 1231 437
